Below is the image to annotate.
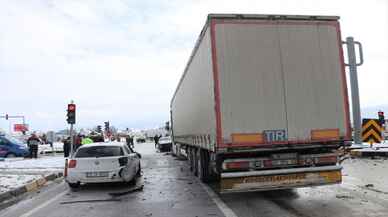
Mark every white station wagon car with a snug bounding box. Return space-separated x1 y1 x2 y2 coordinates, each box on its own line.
65 142 141 188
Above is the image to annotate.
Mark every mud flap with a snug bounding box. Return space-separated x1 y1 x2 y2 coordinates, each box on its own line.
220 169 342 193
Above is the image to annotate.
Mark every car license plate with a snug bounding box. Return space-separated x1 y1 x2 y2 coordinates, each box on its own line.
86 172 109 177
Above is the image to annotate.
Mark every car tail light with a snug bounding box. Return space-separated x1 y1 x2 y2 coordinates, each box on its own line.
68 160 77 168
223 161 249 170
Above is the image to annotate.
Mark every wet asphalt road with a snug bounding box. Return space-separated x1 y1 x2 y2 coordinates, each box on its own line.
1 142 388 217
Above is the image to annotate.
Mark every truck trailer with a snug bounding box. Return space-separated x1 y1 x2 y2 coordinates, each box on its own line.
170 14 350 193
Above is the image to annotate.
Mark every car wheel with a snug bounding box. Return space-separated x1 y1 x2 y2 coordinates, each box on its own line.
68 182 80 189
5 153 16 158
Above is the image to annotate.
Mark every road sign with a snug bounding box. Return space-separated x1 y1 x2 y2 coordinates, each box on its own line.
362 119 383 143
14 124 28 132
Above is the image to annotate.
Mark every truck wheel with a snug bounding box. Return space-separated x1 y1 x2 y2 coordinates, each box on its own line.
197 149 210 182
193 148 199 176
68 182 80 189
188 147 193 172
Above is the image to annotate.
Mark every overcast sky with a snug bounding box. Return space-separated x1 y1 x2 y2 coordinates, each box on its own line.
0 0 387 132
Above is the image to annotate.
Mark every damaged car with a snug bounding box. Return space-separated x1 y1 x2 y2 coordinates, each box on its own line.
65 142 141 189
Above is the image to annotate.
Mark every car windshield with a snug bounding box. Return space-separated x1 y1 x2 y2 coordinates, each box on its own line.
75 146 124 158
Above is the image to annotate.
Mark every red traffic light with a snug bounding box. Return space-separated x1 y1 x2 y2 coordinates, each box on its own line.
378 111 384 116
68 104 76 112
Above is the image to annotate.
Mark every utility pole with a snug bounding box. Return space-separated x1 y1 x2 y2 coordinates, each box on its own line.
343 37 364 144
67 100 76 155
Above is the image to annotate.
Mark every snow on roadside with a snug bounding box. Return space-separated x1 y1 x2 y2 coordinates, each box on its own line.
39 142 64 154
0 155 65 195
342 158 388 194
0 155 64 170
0 174 42 193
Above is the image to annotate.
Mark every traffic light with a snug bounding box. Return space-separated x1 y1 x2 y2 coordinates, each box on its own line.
104 121 110 132
67 104 76 124
5 114 8 120
378 111 385 125
97 125 102 133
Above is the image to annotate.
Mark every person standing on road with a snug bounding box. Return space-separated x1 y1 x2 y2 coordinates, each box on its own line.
27 133 41 159
126 135 131 147
154 134 161 149
81 136 93 145
74 134 82 151
129 136 134 148
62 137 71 157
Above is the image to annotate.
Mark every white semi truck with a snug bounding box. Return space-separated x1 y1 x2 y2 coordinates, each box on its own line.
171 14 351 193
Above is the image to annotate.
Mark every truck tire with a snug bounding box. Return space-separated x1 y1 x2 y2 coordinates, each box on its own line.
188 147 194 172
193 147 199 176
197 148 211 182
68 182 80 189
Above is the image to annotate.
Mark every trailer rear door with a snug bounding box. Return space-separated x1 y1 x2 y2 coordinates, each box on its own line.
214 20 349 147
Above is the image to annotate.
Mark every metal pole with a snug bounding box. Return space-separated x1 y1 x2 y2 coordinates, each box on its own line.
70 124 74 156
344 37 364 144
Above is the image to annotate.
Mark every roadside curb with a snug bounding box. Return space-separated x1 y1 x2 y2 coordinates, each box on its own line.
350 148 388 158
0 172 63 204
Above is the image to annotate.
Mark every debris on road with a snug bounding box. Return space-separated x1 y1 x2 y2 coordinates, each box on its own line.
108 184 144 197
60 198 121 205
336 195 354 199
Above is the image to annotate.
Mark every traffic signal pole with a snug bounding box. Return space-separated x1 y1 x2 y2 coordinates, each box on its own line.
70 123 74 156
67 100 76 156
343 37 364 144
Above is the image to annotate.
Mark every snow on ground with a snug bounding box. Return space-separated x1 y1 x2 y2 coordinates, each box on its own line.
0 155 64 170
350 141 388 149
39 142 64 154
0 155 65 194
342 158 388 193
0 174 42 193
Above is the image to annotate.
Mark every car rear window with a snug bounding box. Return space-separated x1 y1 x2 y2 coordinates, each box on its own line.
75 146 124 158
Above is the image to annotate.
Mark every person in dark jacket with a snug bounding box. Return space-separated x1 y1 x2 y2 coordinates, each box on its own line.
63 137 71 158
27 133 40 158
126 135 131 147
74 134 82 151
154 135 161 148
129 136 134 148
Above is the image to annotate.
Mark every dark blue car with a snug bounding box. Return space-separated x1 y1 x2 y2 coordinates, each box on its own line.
0 134 29 158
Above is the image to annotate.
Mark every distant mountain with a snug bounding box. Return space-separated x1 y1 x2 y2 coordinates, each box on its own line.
361 104 388 119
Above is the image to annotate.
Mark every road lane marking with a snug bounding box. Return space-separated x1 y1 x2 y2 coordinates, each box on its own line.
20 190 68 217
199 182 238 217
